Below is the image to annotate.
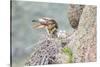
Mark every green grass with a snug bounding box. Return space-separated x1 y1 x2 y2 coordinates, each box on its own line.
62 47 73 63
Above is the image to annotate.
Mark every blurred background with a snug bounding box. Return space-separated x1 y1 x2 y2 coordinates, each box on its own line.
12 1 73 66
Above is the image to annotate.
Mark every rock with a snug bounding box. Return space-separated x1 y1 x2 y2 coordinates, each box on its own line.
68 4 84 29
67 5 97 62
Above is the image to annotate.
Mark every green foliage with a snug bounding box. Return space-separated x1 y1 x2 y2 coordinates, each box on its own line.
62 47 73 63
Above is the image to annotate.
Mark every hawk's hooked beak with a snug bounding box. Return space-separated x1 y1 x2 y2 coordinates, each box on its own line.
32 19 47 29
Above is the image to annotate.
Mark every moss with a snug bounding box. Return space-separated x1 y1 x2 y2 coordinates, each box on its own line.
62 47 73 63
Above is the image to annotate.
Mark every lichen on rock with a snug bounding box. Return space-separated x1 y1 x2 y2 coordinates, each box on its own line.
66 5 97 62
